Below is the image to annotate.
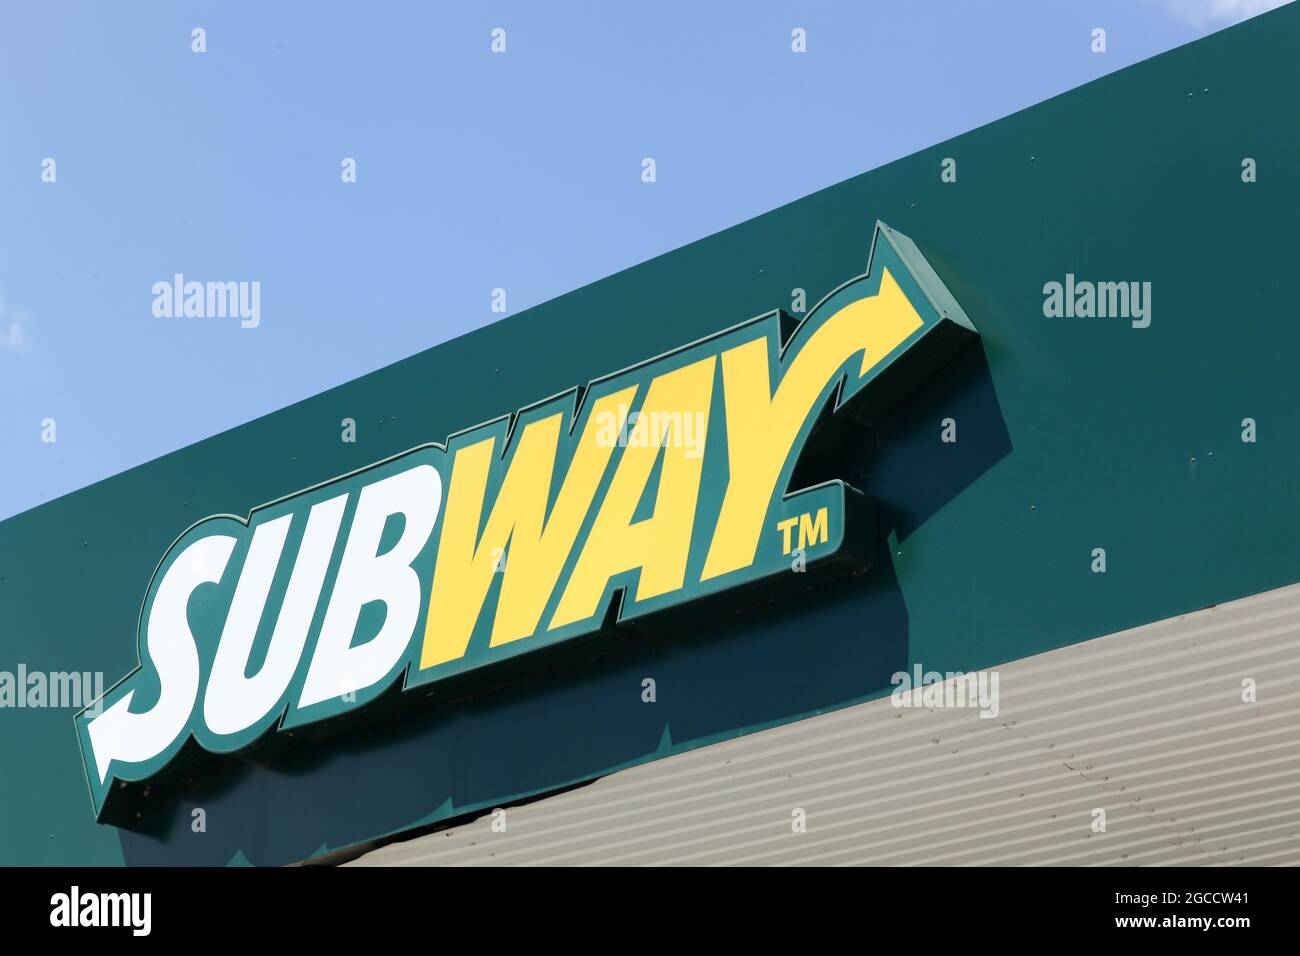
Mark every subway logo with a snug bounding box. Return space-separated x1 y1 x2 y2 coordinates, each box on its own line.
76 223 977 822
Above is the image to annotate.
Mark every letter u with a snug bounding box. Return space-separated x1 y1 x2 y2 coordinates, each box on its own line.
202 496 347 736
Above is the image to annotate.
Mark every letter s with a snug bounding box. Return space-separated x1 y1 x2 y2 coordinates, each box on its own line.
85 534 236 783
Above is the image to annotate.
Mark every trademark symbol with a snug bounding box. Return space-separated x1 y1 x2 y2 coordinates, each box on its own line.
776 507 828 555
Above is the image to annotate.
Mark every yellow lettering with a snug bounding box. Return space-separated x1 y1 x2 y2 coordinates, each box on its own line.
798 507 828 550
777 516 798 554
419 388 636 669
550 357 715 629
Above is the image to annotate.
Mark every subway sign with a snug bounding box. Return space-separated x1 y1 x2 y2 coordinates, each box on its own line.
76 223 977 822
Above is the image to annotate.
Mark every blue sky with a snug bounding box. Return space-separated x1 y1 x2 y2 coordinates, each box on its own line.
0 0 1289 520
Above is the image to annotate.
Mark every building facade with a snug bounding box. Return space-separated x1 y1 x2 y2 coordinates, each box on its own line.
1 9 1298 866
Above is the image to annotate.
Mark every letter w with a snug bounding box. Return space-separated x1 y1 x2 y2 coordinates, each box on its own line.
419 388 635 669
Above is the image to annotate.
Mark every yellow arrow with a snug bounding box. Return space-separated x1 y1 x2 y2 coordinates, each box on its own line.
700 267 923 581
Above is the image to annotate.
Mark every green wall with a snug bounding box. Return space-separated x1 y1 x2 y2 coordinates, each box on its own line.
2 8 1298 865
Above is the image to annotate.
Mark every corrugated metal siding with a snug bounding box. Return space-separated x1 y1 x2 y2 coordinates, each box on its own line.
349 582 1300 866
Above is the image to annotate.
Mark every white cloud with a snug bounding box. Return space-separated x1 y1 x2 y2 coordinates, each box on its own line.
1162 0 1293 27
1 320 31 353
0 295 33 354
